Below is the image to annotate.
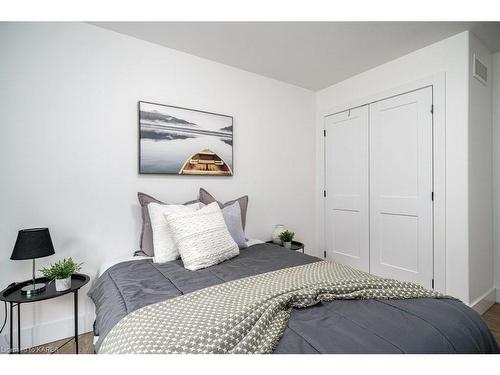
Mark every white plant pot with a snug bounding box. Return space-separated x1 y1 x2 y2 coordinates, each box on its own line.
55 276 71 292
283 241 292 249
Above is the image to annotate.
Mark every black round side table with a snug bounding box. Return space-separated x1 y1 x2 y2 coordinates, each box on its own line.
0 273 90 354
266 240 305 253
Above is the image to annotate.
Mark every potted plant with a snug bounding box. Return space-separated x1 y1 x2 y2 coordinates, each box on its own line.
279 230 295 249
40 258 83 292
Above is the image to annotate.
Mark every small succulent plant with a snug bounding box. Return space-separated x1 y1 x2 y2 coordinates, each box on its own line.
279 230 295 243
40 258 82 280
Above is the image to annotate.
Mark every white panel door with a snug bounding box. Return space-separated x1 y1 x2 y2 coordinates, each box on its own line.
325 106 369 272
369 87 433 288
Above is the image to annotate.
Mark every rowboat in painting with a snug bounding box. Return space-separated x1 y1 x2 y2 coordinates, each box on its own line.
179 149 233 176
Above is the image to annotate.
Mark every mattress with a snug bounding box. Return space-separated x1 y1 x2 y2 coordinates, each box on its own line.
88 243 499 354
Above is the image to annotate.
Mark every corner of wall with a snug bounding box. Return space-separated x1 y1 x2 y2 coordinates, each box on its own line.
492 51 500 296
467 31 494 305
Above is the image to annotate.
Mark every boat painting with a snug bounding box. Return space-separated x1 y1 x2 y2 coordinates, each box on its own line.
139 101 233 175
179 149 233 176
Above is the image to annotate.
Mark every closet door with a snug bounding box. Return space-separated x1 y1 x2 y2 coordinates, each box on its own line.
369 87 433 288
325 106 369 272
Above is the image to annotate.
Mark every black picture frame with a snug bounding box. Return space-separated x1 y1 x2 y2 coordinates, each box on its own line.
138 101 234 176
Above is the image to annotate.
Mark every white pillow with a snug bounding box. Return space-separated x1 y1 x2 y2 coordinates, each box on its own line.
148 202 200 263
164 202 239 271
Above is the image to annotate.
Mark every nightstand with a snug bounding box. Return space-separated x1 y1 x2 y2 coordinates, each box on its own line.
266 241 305 253
0 273 90 354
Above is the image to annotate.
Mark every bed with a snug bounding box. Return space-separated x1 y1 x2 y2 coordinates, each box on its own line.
89 243 499 354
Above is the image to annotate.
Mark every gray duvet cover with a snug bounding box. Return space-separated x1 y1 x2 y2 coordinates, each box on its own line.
89 243 499 354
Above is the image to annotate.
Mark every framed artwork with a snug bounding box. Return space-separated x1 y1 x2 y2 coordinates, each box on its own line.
138 101 233 176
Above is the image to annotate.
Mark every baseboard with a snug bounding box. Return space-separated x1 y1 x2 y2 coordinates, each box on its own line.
470 288 496 315
496 287 500 303
0 335 8 354
0 312 94 353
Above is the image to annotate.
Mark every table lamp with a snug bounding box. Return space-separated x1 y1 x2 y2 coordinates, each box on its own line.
10 228 55 296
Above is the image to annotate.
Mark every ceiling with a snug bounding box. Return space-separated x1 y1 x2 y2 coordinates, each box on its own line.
91 22 500 91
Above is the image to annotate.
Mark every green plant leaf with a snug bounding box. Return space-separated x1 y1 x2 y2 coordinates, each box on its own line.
39 258 83 280
278 230 295 242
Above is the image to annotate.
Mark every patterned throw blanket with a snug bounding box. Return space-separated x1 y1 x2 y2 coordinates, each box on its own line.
99 261 447 354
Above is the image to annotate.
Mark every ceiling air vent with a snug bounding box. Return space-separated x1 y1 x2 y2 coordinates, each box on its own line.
473 54 488 85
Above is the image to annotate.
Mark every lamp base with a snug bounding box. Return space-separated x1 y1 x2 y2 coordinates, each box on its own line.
21 282 46 296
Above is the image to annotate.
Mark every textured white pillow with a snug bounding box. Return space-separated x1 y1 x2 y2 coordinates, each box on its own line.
164 202 239 271
148 202 200 263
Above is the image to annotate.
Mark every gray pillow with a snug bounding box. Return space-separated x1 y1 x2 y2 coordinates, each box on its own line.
219 201 248 249
199 188 248 230
137 192 198 257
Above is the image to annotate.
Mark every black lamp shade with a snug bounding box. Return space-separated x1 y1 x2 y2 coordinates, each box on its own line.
10 228 55 260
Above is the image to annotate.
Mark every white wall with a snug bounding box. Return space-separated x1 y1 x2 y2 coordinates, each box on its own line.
467 33 494 308
316 32 471 302
0 22 316 348
493 51 500 300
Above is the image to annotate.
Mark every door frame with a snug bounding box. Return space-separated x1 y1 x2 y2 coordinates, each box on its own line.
321 73 446 293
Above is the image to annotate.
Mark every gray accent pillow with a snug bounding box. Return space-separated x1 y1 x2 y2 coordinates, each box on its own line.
199 188 248 230
200 201 248 249
137 192 198 257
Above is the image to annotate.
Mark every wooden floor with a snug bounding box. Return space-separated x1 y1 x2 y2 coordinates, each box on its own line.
23 331 94 354
482 303 500 345
25 303 500 354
